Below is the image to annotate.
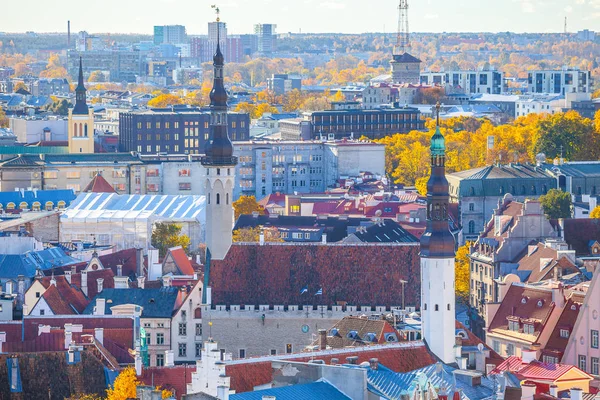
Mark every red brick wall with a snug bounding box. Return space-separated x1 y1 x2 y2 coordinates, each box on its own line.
210 244 421 307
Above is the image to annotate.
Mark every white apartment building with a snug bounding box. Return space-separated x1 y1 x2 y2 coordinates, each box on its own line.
515 92 591 118
420 69 505 95
528 68 592 94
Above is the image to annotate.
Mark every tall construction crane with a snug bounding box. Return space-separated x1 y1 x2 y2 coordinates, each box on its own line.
395 0 410 55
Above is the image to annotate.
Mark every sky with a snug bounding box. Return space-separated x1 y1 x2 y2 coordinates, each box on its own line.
2 0 600 34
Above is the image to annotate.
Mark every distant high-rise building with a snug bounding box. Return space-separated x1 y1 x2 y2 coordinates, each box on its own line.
239 34 259 56
153 25 187 45
254 24 277 55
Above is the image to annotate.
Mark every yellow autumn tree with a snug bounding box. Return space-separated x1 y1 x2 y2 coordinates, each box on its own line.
232 227 284 243
0 107 8 128
88 70 105 82
455 242 471 303
147 94 183 108
13 81 28 93
40 54 68 78
106 367 139 400
232 195 264 220
590 206 600 219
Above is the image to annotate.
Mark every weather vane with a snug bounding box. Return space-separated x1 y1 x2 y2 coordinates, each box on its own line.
211 5 220 22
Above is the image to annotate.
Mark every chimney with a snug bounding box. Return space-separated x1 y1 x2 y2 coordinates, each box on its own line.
5 281 13 295
520 382 536 400
64 270 72 284
0 332 5 353
321 233 327 244
217 386 230 400
549 385 558 397
165 350 174 367
117 264 123 277
558 218 565 240
95 298 106 316
570 388 583 400
96 278 104 293
17 275 26 306
552 283 565 309
369 358 379 370
114 276 129 289
318 329 327 350
162 276 172 287
135 355 142 376
65 331 73 349
136 247 144 277
330 358 339 365
137 276 145 289
521 346 538 364
71 265 76 275
50 275 56 286
94 328 104 345
81 271 88 296
259 232 265 245
346 356 358 365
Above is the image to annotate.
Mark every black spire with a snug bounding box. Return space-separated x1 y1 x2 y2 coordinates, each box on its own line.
72 57 89 115
202 22 236 167
420 102 455 258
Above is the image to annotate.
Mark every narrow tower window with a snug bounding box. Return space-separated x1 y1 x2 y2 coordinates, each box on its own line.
216 193 220 205
226 193 229 205
435 304 439 311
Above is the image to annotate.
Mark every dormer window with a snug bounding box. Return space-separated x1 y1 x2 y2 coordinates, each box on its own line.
560 329 570 338
524 323 535 335
521 297 528 304
537 300 544 308
347 330 359 340
508 320 520 332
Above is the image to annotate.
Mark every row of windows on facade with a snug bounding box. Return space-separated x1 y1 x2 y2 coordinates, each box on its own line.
152 343 295 365
240 179 322 190
466 185 598 197
73 123 90 138
422 303 452 311
238 154 323 164
136 121 246 130
0 201 67 211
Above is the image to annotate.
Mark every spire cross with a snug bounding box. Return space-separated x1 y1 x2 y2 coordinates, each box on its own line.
211 5 220 22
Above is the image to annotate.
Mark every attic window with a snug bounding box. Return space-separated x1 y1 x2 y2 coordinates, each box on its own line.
571 304 577 311
347 330 359 340
521 297 528 304
365 333 377 342
537 300 544 307
330 328 339 336
149 299 155 303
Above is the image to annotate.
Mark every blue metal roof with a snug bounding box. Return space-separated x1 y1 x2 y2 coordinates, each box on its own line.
83 288 180 318
0 247 79 279
0 190 76 208
230 382 351 400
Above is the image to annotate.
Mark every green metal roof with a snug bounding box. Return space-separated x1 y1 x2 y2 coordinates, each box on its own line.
0 146 69 155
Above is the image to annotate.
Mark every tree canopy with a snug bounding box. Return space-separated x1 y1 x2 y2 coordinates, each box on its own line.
232 227 284 243
455 242 471 304
151 222 191 257
590 206 600 219
539 189 572 220
232 195 264 220
147 94 183 108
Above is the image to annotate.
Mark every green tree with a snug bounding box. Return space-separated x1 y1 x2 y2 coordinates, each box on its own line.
539 189 572 219
590 206 600 219
232 227 284 243
151 222 191 257
43 99 71 116
232 195 264 220
534 111 600 161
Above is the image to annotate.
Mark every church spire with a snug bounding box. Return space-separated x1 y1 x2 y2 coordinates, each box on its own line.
72 57 89 115
202 10 235 166
420 101 454 258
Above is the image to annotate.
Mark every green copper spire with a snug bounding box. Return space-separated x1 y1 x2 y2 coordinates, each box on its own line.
431 102 445 157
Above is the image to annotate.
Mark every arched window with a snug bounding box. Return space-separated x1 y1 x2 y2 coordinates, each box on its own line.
194 307 202 319
74 124 78 137
216 193 220 205
577 186 582 195
511 186 516 195
207 193 210 205
45 201 54 211
424 304 427 311
84 124 88 137
19 202 28 210
435 304 439 311
531 186 536 195
542 185 548 194
468 220 475 234
6 202 15 210
57 200 66 210
447 304 451 311
521 185 526 195
226 193 229 205
79 123 83 137
32 202 41 211
499 186 504 195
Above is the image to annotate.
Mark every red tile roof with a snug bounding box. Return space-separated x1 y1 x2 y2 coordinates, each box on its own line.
166 247 195 276
71 269 116 299
225 342 437 393
314 316 399 348
542 293 585 359
139 365 195 399
515 243 578 283
456 321 503 362
491 356 592 382
210 243 420 306
82 173 117 193
41 284 88 315
487 285 556 344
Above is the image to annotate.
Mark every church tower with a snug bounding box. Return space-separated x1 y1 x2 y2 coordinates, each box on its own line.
420 103 456 364
390 0 421 84
201 24 237 261
68 57 94 154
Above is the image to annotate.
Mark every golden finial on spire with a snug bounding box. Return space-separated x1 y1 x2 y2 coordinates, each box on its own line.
435 102 441 127
211 4 220 22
